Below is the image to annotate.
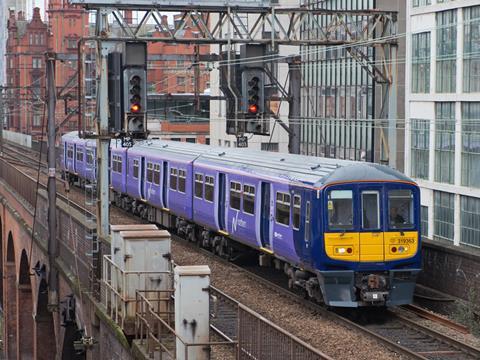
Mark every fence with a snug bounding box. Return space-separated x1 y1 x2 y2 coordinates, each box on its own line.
135 290 236 360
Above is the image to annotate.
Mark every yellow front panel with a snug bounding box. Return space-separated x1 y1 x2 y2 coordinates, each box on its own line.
359 232 384 262
384 232 419 261
324 232 359 262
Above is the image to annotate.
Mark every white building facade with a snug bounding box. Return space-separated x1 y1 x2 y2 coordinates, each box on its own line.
405 0 480 247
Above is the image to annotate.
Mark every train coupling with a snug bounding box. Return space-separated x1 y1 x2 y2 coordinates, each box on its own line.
359 274 388 303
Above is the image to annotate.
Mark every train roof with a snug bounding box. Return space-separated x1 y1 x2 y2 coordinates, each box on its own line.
62 132 415 187
134 138 413 187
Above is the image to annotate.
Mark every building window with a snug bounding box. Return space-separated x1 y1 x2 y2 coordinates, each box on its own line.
261 142 279 152
461 102 480 187
411 119 430 179
421 205 428 238
230 181 241 210
460 196 480 248
243 184 255 215
275 192 291 226
32 113 42 127
464 6 480 92
67 38 77 49
434 191 454 242
435 103 455 184
411 32 430 93
176 76 185 86
32 58 42 69
436 10 457 93
224 140 231 147
412 0 430 7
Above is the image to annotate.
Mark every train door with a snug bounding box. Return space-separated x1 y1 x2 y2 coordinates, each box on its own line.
218 173 226 231
359 187 384 262
162 161 168 209
260 182 271 249
145 161 153 202
140 157 146 200
73 144 77 173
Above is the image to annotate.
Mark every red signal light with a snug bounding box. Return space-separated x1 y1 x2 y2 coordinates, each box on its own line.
130 103 141 113
248 104 259 114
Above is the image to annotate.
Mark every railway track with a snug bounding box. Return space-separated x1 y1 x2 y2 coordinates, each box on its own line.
178 236 480 360
3 140 480 360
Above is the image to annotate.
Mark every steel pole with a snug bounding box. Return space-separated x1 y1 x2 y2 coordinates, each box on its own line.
46 53 58 308
388 43 398 169
97 41 110 238
288 56 301 154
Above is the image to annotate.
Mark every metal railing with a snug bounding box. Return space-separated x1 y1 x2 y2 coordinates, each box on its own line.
0 158 38 208
102 254 173 329
237 305 333 360
135 290 236 360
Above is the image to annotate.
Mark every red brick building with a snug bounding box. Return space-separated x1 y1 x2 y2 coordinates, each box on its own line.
147 14 211 143
47 0 89 133
148 15 210 95
5 8 48 134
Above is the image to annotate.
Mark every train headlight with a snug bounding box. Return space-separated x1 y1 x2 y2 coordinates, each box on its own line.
334 247 353 255
335 247 346 254
398 246 407 253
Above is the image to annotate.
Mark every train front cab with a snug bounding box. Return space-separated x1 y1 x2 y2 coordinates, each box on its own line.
318 181 421 307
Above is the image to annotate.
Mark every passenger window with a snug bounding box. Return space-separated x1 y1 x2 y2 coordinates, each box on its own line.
275 192 291 226
170 168 177 190
305 201 311 242
388 189 414 229
86 150 93 165
243 184 255 215
195 173 203 198
146 163 153 183
205 176 214 202
178 169 186 193
76 150 83 162
362 191 380 230
230 181 241 210
327 190 353 230
133 159 139 178
153 164 160 185
293 195 301 230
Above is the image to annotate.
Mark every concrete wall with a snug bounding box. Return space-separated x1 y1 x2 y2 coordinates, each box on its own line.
419 239 480 302
3 130 31 148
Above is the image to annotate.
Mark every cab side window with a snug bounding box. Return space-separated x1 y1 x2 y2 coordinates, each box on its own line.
327 190 353 230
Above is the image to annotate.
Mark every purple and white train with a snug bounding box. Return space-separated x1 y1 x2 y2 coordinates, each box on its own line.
61 131 422 307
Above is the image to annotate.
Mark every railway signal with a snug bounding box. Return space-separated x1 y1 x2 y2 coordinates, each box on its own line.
242 69 265 134
122 42 147 138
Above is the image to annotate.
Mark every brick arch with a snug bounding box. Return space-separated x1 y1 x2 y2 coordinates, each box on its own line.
7 231 14 262
5 231 17 359
17 249 34 359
